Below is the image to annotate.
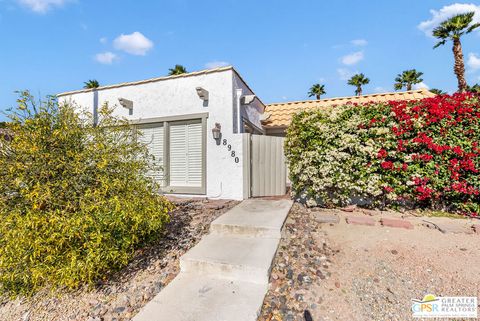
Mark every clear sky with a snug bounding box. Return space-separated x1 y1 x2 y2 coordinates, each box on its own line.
1 1 480 121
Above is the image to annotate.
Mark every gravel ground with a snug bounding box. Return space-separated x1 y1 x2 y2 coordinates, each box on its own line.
259 203 337 321
0 198 238 321
259 203 480 321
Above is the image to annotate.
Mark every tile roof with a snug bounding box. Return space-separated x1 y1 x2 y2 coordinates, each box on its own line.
263 89 436 128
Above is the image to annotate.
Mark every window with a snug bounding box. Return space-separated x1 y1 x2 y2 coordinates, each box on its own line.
137 114 206 194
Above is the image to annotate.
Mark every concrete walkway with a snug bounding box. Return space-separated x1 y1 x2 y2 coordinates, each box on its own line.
133 199 293 321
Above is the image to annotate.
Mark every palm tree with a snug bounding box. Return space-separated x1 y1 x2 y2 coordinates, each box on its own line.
394 69 424 91
308 84 326 100
433 12 480 92
467 83 480 93
348 73 370 96
168 64 187 76
429 88 446 95
83 80 100 89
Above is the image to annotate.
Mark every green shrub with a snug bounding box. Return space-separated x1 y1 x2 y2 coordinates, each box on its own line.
285 93 480 215
0 92 173 296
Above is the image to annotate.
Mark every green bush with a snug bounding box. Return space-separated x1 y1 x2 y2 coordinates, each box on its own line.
285 93 480 215
0 92 173 295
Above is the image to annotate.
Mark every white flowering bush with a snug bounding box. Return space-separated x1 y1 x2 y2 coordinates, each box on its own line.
286 105 386 207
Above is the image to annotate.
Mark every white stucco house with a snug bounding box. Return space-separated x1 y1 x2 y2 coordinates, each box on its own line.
58 66 273 200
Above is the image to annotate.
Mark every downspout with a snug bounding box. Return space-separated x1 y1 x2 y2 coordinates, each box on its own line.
93 89 99 126
235 88 243 133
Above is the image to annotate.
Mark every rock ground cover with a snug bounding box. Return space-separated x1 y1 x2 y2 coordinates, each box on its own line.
0 199 238 321
259 203 480 321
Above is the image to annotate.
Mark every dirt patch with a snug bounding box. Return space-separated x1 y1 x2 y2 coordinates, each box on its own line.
0 199 238 321
260 204 480 321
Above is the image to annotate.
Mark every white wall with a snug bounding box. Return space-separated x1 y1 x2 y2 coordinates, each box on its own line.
233 72 265 132
58 69 248 200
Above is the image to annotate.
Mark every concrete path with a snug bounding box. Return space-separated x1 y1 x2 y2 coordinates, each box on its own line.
133 199 292 321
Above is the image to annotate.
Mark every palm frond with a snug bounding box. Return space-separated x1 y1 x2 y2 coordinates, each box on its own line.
433 40 446 49
467 22 480 34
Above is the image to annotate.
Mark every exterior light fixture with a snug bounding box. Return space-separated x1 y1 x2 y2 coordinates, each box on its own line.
212 123 221 145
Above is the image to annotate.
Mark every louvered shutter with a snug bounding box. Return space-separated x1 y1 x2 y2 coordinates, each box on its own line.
169 121 202 187
138 124 165 186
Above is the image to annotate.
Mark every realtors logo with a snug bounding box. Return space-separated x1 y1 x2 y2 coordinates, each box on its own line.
412 294 477 318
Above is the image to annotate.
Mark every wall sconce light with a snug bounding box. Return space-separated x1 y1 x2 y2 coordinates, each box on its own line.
212 123 222 145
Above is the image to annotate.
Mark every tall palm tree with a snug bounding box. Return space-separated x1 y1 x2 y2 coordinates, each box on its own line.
348 73 370 96
433 12 480 92
308 83 326 100
83 80 100 89
168 64 187 76
394 69 424 91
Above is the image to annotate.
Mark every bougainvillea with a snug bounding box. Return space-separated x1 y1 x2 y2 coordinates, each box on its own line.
285 93 479 215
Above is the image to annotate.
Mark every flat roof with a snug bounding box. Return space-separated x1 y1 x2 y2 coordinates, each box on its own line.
57 66 234 97
57 66 265 108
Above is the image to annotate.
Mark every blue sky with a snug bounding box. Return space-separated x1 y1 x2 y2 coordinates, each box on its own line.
1 0 480 121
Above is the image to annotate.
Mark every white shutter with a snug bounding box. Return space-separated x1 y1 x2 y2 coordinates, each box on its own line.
138 124 165 186
186 122 202 187
169 121 202 187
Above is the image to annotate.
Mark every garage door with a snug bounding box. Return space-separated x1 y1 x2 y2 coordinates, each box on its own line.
138 124 165 185
169 120 203 188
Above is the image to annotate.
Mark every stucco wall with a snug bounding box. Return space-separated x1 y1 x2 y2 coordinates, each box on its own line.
58 69 248 200
233 72 264 132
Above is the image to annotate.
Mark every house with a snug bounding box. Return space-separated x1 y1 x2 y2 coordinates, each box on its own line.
262 89 436 136
58 67 435 200
58 67 269 201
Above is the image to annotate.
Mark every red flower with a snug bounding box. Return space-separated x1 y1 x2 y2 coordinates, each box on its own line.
377 149 388 159
415 186 434 200
384 186 394 193
381 161 394 170
452 146 463 156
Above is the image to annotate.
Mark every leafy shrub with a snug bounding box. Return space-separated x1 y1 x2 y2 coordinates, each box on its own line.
0 93 173 295
285 93 480 215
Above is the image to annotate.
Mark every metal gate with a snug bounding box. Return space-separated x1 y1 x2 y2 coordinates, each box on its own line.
243 134 287 197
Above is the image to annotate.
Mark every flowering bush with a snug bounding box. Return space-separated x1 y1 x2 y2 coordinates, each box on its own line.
285 93 480 216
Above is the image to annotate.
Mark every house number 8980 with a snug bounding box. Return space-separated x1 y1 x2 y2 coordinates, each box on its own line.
221 138 239 163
